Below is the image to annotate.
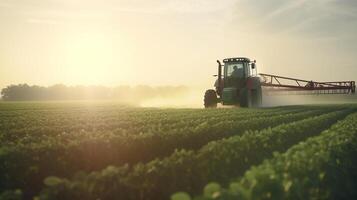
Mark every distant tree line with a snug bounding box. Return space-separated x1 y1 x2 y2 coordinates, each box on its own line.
0 84 188 103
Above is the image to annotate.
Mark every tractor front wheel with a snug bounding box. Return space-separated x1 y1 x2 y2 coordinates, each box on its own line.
204 89 218 108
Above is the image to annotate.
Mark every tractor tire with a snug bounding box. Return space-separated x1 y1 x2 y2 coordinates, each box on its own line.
251 88 262 107
239 89 252 108
204 89 218 108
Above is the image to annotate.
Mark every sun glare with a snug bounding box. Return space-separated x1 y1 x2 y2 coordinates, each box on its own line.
62 33 118 84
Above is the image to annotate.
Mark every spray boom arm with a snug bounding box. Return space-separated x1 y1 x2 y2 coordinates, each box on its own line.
260 73 355 94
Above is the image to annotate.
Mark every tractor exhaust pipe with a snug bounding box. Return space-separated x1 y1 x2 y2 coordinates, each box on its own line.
217 60 222 95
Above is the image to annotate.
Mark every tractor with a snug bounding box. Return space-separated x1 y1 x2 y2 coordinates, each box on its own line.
204 57 355 108
204 57 262 108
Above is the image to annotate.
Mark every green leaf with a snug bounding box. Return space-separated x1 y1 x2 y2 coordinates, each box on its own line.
44 176 62 186
204 182 221 198
171 192 191 200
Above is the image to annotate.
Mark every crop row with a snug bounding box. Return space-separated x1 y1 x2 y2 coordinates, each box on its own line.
0 106 306 169
0 108 331 199
1 106 300 145
34 109 353 200
188 112 357 200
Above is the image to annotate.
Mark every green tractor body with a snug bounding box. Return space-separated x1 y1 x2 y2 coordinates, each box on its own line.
204 57 262 108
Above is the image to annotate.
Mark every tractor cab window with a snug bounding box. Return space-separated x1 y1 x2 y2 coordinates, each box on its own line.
226 63 244 78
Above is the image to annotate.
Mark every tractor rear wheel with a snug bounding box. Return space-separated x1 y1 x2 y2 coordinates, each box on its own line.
239 89 252 108
204 89 218 108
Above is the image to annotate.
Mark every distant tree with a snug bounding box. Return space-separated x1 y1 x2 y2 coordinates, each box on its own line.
1 84 38 101
0 84 188 102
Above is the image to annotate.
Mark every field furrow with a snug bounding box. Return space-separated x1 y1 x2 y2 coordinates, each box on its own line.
0 103 355 200
0 106 300 145
32 108 353 200
189 111 357 200
0 108 328 197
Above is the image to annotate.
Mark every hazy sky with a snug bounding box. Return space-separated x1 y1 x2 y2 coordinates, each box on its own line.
0 0 356 89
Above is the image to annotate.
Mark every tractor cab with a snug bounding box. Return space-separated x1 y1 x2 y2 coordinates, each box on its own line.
222 57 257 88
204 57 262 108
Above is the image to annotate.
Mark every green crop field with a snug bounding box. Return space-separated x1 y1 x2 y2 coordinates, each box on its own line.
0 102 356 200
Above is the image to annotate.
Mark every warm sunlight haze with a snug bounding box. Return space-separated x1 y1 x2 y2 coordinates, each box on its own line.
1 0 356 89
0 1 357 200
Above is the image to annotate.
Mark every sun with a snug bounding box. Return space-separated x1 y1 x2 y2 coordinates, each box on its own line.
62 32 118 85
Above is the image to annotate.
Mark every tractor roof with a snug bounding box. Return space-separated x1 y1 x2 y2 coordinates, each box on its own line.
223 57 250 63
